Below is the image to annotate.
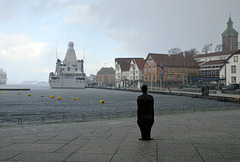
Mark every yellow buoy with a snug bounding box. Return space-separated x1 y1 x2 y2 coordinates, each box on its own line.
41 95 44 97
57 97 61 100
18 93 21 95
0 92 2 94
100 100 105 104
6 92 10 94
50 95 54 99
74 97 78 100
28 94 32 97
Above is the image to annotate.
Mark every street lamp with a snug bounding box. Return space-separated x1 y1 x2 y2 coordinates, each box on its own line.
183 52 186 85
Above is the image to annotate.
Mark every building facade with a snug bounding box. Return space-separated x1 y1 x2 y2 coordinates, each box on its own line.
220 50 240 85
194 50 239 82
97 67 115 87
115 58 144 88
222 16 239 52
129 58 145 88
144 53 199 88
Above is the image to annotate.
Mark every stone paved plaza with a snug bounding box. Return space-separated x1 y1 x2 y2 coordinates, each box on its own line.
0 109 240 161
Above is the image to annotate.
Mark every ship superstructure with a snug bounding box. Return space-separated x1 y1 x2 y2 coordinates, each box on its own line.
0 68 7 85
49 42 86 88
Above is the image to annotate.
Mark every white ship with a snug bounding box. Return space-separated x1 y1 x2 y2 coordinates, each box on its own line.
49 42 86 88
0 68 7 85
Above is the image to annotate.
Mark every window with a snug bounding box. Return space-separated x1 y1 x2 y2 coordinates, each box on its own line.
231 65 236 73
149 75 151 80
231 76 236 83
234 56 238 62
193 68 196 73
152 67 155 73
149 67 151 73
145 75 147 80
145 68 147 73
189 68 192 73
177 67 181 72
171 75 175 80
172 67 175 72
167 67 170 73
153 75 155 80
167 74 171 80
177 74 181 80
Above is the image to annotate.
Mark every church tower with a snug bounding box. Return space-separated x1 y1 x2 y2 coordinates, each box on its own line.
221 16 238 52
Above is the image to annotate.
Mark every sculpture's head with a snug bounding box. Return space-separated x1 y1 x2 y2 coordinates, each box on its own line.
141 84 148 93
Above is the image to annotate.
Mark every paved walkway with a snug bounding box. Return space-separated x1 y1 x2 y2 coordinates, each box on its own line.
1 110 240 161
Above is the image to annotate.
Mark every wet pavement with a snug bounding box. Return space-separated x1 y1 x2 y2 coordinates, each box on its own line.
1 109 240 161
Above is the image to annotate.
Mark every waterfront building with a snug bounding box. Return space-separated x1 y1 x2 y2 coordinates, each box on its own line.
220 50 240 85
129 58 145 88
222 16 238 52
144 53 199 88
194 50 239 84
115 58 144 88
97 67 115 87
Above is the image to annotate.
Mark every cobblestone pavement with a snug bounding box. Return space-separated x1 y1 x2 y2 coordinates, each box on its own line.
0 110 240 161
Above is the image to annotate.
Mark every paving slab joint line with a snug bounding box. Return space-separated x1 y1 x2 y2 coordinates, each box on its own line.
188 137 204 162
109 131 128 162
7 152 22 161
63 139 91 161
54 134 83 153
90 128 98 134
48 133 62 140
195 118 214 132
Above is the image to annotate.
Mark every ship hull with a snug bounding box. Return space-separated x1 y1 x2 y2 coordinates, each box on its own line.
49 75 86 89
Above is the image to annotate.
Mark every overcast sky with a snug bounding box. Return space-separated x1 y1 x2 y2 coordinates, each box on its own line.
0 0 239 83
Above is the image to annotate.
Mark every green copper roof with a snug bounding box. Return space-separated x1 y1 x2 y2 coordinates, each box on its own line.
222 17 239 36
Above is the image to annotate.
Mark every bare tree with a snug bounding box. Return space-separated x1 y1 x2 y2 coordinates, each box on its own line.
184 48 198 57
201 44 212 54
215 44 222 52
169 48 182 54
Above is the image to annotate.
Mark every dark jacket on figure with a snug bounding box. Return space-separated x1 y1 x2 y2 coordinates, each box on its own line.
137 93 154 125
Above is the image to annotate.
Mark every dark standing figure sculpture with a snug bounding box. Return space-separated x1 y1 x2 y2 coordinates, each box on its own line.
137 85 154 140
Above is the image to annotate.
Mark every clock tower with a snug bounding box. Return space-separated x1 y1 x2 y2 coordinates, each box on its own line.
221 16 239 52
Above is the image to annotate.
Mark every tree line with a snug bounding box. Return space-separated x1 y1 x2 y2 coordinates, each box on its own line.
168 42 240 57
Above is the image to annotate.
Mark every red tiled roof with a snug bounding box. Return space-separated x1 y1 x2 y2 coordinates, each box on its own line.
134 58 145 70
201 60 225 66
148 53 199 67
194 50 239 58
115 58 143 71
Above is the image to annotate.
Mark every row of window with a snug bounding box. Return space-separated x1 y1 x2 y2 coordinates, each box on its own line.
145 67 197 73
199 70 219 77
144 74 183 81
201 65 220 69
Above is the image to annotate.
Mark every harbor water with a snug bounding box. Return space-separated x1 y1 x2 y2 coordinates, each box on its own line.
0 86 239 125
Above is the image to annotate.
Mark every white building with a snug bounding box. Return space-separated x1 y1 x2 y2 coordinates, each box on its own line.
115 58 144 88
129 59 145 88
220 50 240 85
194 50 239 83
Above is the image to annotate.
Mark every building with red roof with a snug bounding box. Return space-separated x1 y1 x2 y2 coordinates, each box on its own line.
194 50 238 79
144 53 199 88
115 58 144 88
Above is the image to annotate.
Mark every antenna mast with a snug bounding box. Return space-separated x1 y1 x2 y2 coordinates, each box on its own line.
83 44 85 61
56 43 58 61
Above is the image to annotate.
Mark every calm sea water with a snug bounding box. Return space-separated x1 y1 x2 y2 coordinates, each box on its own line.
0 86 238 121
